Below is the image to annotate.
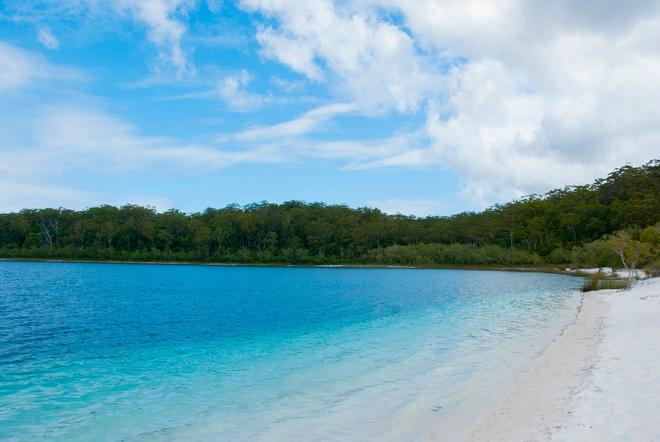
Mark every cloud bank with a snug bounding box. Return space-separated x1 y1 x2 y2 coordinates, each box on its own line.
1 0 658 211
238 0 660 202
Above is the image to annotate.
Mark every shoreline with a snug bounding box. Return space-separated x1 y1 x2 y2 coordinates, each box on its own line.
0 257 580 276
463 277 660 441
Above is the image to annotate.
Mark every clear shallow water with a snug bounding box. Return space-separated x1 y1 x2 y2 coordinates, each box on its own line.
0 262 582 441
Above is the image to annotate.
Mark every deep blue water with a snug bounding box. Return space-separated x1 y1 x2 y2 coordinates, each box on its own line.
0 262 582 441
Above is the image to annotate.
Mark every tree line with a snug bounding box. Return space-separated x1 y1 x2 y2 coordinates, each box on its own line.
0 160 658 268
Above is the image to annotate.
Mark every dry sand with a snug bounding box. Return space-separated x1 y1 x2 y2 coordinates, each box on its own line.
461 277 660 442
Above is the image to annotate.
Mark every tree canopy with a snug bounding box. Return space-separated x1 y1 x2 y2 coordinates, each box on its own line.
1 160 658 267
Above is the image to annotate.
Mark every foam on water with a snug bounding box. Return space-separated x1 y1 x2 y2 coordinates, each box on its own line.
0 262 582 441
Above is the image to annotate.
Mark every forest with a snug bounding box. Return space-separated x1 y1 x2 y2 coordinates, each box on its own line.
1 160 658 269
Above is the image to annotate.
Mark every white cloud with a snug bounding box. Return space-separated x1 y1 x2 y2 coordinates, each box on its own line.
216 69 270 111
30 106 280 170
0 105 286 211
220 102 355 141
240 0 444 113
37 27 60 49
310 129 430 169
238 0 660 204
0 179 176 213
213 102 436 170
0 41 81 93
270 76 306 93
0 180 91 212
164 70 283 110
206 0 225 13
5 0 196 77
410 2 660 202
0 42 39 92
3 1 659 209
117 0 195 77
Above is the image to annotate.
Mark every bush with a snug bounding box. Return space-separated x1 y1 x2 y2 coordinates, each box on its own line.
545 247 571 264
570 239 619 268
582 273 629 292
366 243 541 266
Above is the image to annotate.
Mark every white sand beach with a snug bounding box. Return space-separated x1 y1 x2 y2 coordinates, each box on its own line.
463 277 660 441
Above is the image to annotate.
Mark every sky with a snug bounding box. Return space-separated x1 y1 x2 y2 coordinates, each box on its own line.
0 0 658 216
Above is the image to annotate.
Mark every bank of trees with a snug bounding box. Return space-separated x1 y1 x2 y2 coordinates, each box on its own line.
0 160 658 267
568 224 660 271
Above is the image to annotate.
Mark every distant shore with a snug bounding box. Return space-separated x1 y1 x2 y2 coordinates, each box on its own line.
0 257 583 276
464 277 660 441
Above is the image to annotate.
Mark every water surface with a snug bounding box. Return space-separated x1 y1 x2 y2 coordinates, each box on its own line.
0 262 582 440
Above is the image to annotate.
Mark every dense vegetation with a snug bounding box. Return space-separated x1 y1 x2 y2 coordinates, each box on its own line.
1 160 658 268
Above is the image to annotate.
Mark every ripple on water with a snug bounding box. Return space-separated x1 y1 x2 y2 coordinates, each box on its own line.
0 262 582 441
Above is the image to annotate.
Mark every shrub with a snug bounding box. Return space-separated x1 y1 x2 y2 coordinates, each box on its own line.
582 273 629 292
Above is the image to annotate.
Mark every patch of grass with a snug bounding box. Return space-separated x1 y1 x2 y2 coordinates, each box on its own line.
582 273 630 292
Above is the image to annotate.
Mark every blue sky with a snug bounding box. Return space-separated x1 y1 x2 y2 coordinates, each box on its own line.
0 1 657 215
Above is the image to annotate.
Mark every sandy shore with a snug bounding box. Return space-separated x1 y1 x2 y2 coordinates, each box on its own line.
463 277 660 441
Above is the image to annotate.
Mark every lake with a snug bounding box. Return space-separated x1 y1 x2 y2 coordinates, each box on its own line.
0 261 582 441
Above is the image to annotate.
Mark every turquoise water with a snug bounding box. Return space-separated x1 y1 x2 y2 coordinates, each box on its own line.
0 262 582 441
